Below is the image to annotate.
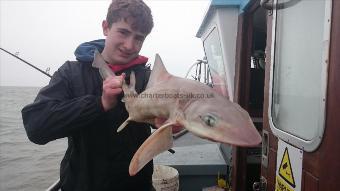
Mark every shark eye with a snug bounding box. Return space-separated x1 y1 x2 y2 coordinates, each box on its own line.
200 114 218 127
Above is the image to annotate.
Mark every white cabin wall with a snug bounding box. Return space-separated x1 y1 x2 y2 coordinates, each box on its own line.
216 8 239 102
201 7 239 101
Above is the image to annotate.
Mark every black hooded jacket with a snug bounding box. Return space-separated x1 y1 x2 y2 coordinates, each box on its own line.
21 39 153 191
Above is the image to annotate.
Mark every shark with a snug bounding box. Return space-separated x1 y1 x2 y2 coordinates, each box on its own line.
92 51 262 176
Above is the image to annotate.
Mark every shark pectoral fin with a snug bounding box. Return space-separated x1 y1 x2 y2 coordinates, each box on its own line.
129 125 173 176
117 118 131 132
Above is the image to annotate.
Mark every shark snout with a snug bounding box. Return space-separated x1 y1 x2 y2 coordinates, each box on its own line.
185 120 262 147
222 124 262 147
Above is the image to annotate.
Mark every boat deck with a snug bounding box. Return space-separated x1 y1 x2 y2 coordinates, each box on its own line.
154 131 230 190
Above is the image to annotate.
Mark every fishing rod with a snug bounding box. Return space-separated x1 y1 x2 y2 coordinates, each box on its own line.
0 47 52 78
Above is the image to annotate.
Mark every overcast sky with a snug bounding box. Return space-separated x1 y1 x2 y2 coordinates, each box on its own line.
0 0 210 87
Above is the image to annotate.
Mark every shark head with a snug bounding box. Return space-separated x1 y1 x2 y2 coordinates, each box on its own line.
148 54 261 147
181 94 262 147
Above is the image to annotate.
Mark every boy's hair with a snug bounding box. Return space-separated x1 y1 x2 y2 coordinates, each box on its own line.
106 0 154 35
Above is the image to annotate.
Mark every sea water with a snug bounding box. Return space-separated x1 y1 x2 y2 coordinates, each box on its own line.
0 86 67 191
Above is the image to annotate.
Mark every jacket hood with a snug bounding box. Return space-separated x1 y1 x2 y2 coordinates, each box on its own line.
74 39 149 73
74 39 105 63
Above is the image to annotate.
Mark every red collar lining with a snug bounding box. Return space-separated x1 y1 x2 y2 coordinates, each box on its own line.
107 56 148 73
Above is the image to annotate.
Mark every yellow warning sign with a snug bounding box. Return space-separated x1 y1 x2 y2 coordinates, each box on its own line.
275 176 293 191
276 140 302 191
278 147 296 188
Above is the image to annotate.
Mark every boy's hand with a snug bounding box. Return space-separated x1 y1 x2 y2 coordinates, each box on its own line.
101 74 125 111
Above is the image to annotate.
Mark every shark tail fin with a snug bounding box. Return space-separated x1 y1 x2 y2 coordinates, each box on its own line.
92 49 115 79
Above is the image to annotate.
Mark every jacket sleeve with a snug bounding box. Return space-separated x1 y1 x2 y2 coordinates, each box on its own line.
21 62 105 145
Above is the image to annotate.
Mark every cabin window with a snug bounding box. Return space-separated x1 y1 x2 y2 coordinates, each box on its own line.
269 0 331 151
203 27 228 97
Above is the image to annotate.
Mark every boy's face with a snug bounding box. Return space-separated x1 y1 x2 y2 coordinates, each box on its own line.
102 19 147 64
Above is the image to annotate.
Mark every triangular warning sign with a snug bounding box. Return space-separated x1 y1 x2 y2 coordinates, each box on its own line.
278 147 296 188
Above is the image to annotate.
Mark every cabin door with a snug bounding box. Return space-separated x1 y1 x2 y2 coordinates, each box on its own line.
232 1 267 190
259 0 340 191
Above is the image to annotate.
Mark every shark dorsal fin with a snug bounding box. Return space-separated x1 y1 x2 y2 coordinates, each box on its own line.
146 54 171 89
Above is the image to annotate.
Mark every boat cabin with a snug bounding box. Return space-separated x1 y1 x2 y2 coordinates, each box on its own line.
196 0 340 190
